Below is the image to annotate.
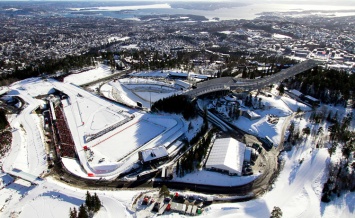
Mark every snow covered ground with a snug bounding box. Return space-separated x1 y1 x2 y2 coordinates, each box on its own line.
228 94 296 145
171 169 259 186
91 120 166 162
1 76 354 218
0 177 138 218
200 146 353 218
64 64 113 86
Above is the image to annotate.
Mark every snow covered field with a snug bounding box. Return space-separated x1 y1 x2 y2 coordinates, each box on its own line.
64 64 113 86
172 170 259 186
91 120 166 161
227 94 309 145
200 147 354 218
0 177 138 218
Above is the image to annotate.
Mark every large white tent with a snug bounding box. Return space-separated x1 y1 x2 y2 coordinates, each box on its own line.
205 138 246 176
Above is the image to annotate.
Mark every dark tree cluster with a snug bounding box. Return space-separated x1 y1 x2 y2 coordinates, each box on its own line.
322 114 355 203
151 95 197 120
176 150 195 177
0 131 11 157
176 122 213 177
270 206 283 218
0 109 8 130
321 160 355 203
69 191 101 218
0 53 95 86
287 67 355 106
327 113 353 143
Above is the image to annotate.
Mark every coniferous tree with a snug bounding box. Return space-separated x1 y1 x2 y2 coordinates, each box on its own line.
78 204 88 218
327 111 332 122
159 185 170 197
69 208 74 218
93 193 101 212
176 161 180 177
270 206 282 218
85 191 92 211
72 207 78 218
0 110 8 130
69 207 78 218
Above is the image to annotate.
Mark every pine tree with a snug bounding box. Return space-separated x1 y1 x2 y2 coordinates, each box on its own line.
159 185 170 197
327 111 332 122
69 208 74 218
69 207 78 218
72 207 78 218
93 193 101 212
270 206 282 218
328 142 337 157
176 161 180 177
78 204 88 218
85 191 92 211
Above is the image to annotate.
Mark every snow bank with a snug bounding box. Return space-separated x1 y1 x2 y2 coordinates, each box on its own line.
172 169 259 186
281 96 311 112
64 65 112 86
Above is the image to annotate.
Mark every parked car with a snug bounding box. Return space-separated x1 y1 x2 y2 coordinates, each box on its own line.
152 202 161 212
164 197 171 203
188 196 195 202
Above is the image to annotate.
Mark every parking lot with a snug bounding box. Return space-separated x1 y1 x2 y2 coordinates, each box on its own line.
135 191 207 217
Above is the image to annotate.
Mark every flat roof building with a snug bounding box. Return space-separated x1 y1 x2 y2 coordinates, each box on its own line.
205 138 246 176
138 146 168 164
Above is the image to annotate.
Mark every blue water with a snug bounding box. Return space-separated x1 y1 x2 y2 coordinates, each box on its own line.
65 3 355 20
2 1 355 20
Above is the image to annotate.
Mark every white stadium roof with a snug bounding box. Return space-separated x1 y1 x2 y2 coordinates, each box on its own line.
205 138 246 175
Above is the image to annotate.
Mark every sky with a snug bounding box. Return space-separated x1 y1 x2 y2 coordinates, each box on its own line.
89 0 351 1
2 0 353 4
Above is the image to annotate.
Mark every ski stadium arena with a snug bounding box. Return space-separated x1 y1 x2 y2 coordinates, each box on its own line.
41 77 186 181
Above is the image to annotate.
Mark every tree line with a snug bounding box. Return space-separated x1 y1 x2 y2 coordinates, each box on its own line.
0 109 8 130
176 118 213 177
287 66 355 107
0 53 96 86
151 95 197 120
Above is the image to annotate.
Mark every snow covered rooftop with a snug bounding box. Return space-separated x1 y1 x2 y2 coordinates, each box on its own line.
138 146 168 163
205 138 246 176
304 95 319 101
289 89 303 97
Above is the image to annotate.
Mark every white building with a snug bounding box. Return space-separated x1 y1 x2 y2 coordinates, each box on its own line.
205 138 246 176
138 146 168 164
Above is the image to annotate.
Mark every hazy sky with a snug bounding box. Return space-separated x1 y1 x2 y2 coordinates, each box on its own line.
3 0 354 5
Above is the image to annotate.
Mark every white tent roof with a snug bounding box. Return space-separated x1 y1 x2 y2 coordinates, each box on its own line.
205 138 246 175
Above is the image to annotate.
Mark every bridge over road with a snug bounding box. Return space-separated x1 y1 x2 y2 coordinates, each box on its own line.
185 59 320 98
